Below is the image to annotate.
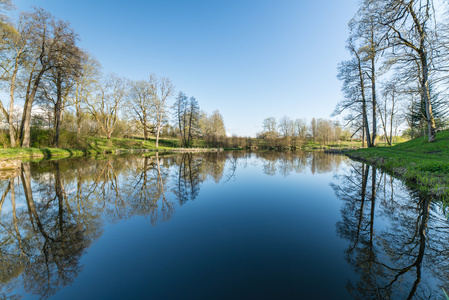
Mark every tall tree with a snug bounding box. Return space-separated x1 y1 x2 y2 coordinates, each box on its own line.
335 49 371 147
173 91 188 146
173 92 200 147
73 52 101 142
0 12 36 147
19 8 78 148
358 11 383 146
310 117 317 142
37 27 81 147
186 96 200 146
349 2 387 146
150 75 174 148
85 73 127 139
278 115 293 137
371 0 439 142
200 109 226 147
262 117 277 135
127 79 154 140
379 81 402 145
293 118 308 141
0 0 14 39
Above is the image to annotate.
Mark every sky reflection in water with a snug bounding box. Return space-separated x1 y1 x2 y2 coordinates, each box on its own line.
0 152 448 299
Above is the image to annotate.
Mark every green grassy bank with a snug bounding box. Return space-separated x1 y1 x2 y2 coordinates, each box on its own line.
0 136 198 160
346 130 449 199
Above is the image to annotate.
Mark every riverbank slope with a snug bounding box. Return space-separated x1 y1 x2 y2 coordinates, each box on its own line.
346 130 449 199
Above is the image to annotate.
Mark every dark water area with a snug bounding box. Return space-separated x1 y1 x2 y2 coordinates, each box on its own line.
0 151 448 299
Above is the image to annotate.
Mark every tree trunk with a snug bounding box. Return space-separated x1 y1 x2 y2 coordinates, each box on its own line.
20 67 46 148
355 50 371 148
8 58 19 147
20 96 33 148
369 166 376 252
362 119 365 148
371 56 377 147
420 53 436 142
389 92 394 145
156 124 160 148
76 104 81 143
10 178 25 256
377 103 390 145
0 183 10 215
187 109 193 147
143 118 148 141
408 5 436 142
54 72 62 147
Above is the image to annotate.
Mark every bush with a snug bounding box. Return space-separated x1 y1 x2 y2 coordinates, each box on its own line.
30 128 51 148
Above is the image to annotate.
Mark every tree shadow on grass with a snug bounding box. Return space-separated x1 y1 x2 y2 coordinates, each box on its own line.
39 148 76 159
39 148 52 158
62 149 75 158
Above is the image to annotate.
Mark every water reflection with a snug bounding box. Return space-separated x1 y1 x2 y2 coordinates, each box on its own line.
0 151 348 299
1 152 448 299
0 152 237 299
331 162 449 299
254 151 344 176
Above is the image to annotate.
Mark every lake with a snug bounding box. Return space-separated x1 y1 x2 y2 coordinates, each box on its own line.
0 151 448 299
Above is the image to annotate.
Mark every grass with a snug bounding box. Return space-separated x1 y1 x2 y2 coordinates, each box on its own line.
0 136 214 161
247 138 364 151
302 140 363 150
346 130 449 200
443 288 449 300
0 147 86 160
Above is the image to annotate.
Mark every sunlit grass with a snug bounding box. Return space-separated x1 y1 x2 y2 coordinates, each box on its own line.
0 136 211 161
347 130 449 200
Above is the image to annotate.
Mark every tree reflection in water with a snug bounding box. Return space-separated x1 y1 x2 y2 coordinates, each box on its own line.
256 151 344 177
1 152 447 299
0 152 235 298
332 162 449 299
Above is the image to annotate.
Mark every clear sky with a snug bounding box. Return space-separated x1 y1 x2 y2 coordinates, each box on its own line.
13 0 358 137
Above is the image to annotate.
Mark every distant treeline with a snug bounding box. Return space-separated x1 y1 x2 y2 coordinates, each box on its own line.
251 116 350 149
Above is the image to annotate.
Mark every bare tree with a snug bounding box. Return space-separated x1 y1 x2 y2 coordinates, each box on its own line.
73 52 101 142
371 0 439 142
355 5 385 146
173 92 200 147
37 26 81 147
310 117 317 142
150 75 174 148
293 118 307 140
0 12 37 147
335 51 370 147
127 79 154 140
378 81 401 145
278 115 293 137
200 109 226 147
18 8 78 148
85 73 127 139
262 117 277 135
0 0 14 41
344 2 387 147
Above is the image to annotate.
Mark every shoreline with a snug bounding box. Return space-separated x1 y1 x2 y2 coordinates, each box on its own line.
0 146 233 163
2 143 447 201
345 149 449 200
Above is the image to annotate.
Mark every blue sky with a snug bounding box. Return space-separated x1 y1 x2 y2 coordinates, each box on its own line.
13 0 357 136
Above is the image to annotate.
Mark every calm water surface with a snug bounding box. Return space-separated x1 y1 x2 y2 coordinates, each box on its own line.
0 152 448 299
